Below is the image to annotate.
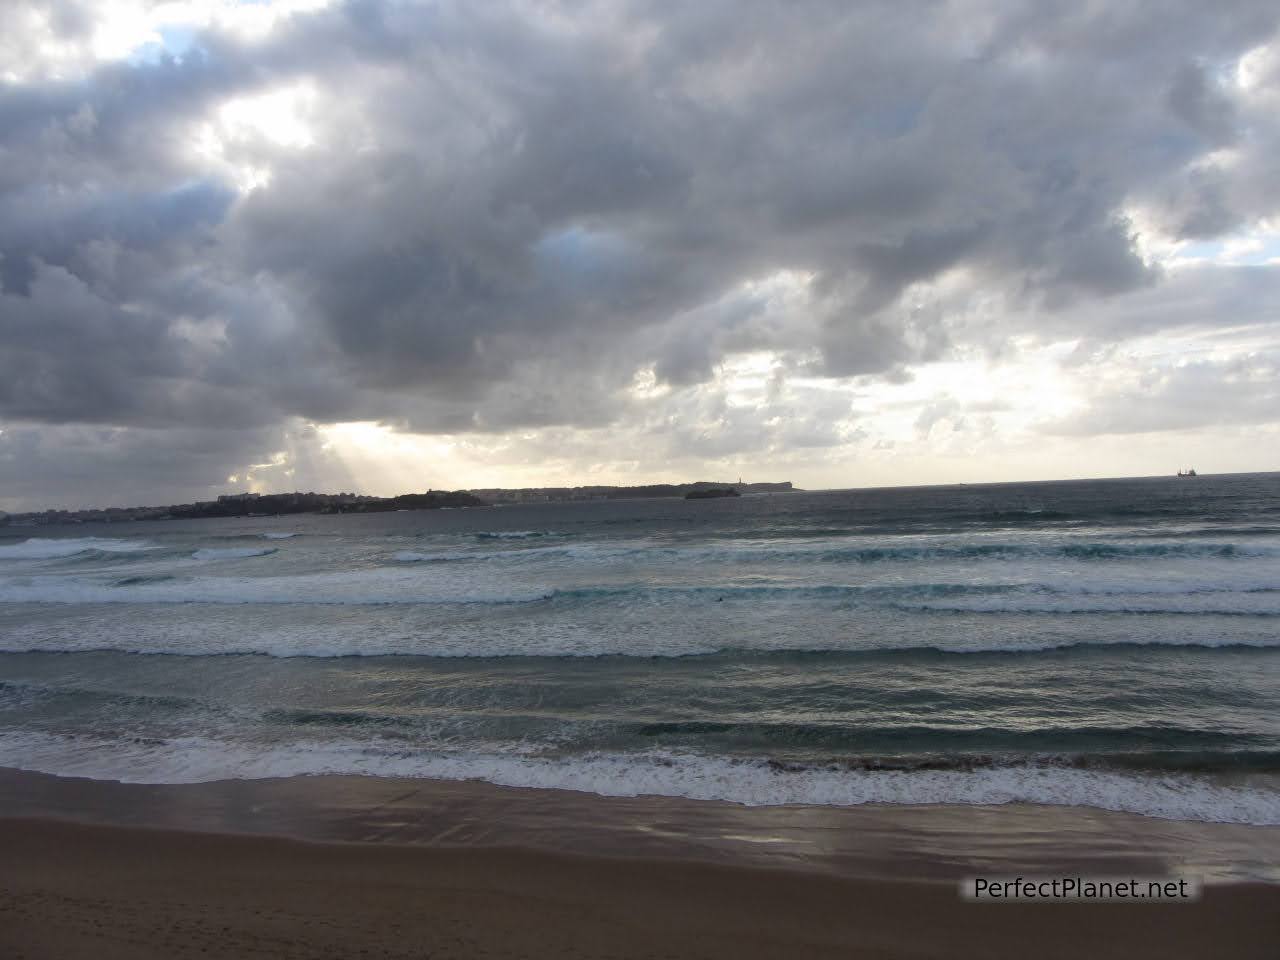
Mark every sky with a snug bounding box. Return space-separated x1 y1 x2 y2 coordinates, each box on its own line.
1 0 1279 511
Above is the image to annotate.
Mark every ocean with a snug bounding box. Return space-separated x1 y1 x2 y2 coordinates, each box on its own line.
1 474 1278 824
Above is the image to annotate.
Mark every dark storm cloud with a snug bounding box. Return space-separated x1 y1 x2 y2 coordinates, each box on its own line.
2 0 1280 502
1167 61 1239 148
0 420 351 512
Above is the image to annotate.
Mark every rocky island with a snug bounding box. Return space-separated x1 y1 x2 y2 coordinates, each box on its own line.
684 488 741 500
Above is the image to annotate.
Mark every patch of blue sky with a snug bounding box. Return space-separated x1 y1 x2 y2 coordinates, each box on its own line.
534 226 631 283
1178 239 1227 261
88 180 237 241
1237 235 1280 265
127 25 200 66
1179 234 1280 265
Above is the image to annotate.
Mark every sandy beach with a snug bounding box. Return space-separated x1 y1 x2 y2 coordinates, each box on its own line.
3 817 1279 960
2 769 1278 959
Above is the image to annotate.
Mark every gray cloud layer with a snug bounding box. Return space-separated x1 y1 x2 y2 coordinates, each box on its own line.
2 0 1279 506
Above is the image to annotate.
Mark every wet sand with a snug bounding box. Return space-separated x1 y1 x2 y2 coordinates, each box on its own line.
2 767 1278 882
1 768 1278 958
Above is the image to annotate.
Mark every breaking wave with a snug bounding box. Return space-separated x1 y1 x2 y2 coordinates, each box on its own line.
0 537 154 560
191 547 279 561
0 731 1275 824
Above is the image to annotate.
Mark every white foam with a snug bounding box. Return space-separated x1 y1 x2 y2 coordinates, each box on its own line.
0 567 551 607
394 547 471 563
911 593 1280 616
391 544 602 564
0 537 154 560
0 731 1275 825
0 601 1275 657
191 547 278 560
0 614 718 657
261 532 297 540
393 537 1280 583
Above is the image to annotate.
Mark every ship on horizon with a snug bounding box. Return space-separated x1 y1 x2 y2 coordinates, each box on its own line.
1177 467 1198 477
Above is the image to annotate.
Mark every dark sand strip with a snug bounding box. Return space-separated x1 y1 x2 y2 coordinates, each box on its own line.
2 817 1279 960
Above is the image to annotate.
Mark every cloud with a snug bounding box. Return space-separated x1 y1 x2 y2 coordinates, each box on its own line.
1044 352 1280 436
1 0 1279 506
0 418 352 512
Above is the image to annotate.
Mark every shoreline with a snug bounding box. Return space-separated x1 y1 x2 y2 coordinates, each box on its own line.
3 768 1279 957
3 767 1279 883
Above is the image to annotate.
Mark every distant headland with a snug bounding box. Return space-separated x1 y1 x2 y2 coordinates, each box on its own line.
0 481 794 526
468 481 792 505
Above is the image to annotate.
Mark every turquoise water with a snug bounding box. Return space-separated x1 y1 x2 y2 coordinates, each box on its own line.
1 475 1278 821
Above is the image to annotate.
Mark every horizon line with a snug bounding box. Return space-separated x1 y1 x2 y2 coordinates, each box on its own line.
5 470 1279 520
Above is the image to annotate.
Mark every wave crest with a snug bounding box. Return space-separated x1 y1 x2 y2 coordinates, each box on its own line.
0 537 154 560
191 547 278 561
0 732 1275 824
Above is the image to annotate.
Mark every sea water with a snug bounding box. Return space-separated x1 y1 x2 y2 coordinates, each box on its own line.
1 474 1278 823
